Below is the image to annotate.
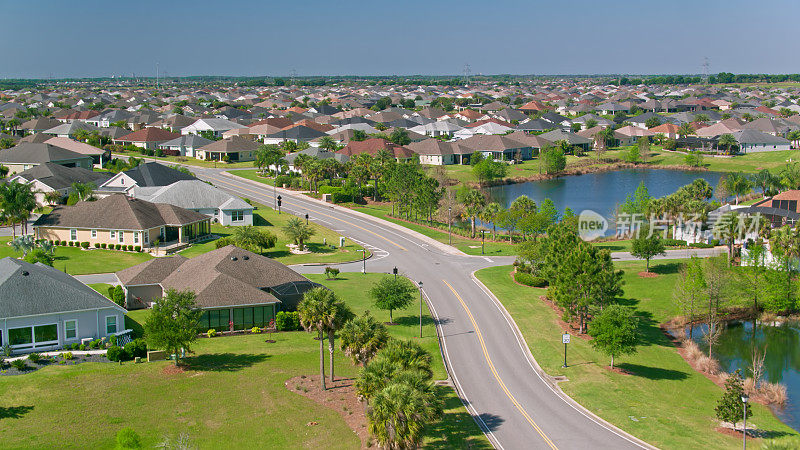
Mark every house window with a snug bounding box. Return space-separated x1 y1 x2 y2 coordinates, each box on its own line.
144 231 149 244
8 327 33 346
110 230 116 239
105 316 117 335
134 232 139 244
35 324 58 343
91 230 97 238
118 231 124 243
65 320 77 340
70 229 77 241
232 210 244 221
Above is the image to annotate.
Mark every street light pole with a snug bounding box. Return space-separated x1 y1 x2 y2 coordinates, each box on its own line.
481 230 485 255
418 281 424 338
448 206 452 245
741 394 749 450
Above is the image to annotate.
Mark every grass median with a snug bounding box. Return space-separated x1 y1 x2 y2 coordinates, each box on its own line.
475 260 799 449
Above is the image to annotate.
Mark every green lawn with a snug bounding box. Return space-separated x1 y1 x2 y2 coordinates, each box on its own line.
111 152 256 169
88 283 114 299
0 237 152 275
229 168 275 185
0 274 488 449
476 261 800 449
178 203 369 265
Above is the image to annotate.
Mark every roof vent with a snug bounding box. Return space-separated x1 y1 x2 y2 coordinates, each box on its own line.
21 271 29 276
231 256 238 261
243 256 249 260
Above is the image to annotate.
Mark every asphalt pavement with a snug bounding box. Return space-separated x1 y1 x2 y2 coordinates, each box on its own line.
187 167 653 450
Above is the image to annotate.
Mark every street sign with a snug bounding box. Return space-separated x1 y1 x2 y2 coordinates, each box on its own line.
562 333 570 344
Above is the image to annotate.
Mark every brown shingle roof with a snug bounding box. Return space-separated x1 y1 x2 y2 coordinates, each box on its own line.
33 194 208 230
198 135 260 153
117 127 181 143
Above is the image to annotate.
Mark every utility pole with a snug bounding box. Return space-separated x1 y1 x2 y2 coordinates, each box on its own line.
463 63 472 86
702 57 710 84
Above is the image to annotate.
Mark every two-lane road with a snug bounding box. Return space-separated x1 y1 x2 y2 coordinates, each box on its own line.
189 166 652 450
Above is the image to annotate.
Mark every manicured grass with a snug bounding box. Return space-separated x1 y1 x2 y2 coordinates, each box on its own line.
111 152 256 169
476 261 800 449
230 168 275 185
178 203 369 265
0 274 488 449
88 283 114 299
0 237 152 275
646 149 800 173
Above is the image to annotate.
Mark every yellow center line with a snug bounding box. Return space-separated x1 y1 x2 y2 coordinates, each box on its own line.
443 279 558 450
207 174 408 251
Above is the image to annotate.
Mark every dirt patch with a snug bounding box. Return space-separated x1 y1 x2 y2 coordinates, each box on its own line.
638 271 659 278
162 364 186 375
537 295 591 340
604 365 632 376
286 375 369 448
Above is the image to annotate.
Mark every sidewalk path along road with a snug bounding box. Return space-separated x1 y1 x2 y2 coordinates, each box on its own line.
183 166 652 450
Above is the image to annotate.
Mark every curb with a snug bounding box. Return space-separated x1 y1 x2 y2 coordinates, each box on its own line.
221 171 469 257
470 270 657 450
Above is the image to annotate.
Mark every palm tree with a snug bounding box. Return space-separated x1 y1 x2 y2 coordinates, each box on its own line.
367 382 442 450
282 217 315 251
750 169 777 196
0 181 38 237
722 172 753 204
461 189 487 238
479 202 502 240
10 235 36 256
780 162 800 190
718 134 738 155
298 287 337 390
340 312 390 366
378 339 433 379
678 123 694 137
70 182 96 201
325 297 354 382
233 225 277 253
43 190 63 206
770 225 800 299
317 136 337 152
254 144 284 176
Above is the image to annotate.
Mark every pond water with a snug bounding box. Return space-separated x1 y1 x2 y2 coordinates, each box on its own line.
484 169 725 235
686 320 800 431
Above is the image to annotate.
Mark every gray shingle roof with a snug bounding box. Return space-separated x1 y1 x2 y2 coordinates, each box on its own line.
121 162 197 187
0 143 92 164
0 257 124 319
133 180 252 211
12 162 111 191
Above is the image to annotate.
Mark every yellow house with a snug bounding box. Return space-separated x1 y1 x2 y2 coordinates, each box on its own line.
33 194 211 249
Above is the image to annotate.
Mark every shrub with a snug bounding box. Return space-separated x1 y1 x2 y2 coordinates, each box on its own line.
135 246 141 252
106 345 125 362
124 339 147 359
109 334 118 346
155 149 164 157
89 339 102 349
61 352 74 360
514 271 547 287
81 241 90 249
689 242 714 248
128 245 134 251
207 329 217 338
214 236 234 249
696 355 720 374
324 267 340 279
662 239 687 247
94 243 101 248
11 359 27 371
251 326 262 334
71 342 80 350
27 352 41 363
115 244 122 250
319 185 344 195
116 427 142 449
101 243 107 249
60 240 67 246
79 344 86 351
68 241 74 246
276 311 301 331
54 240 61 246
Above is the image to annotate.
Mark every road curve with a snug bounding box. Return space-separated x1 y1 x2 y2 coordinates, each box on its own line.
182 166 654 449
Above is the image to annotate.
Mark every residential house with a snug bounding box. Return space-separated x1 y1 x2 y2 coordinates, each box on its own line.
196 135 259 162
407 139 455 165
115 127 182 151
181 118 246 137
262 126 327 146
0 143 94 175
115 245 321 317
132 180 254 226
9 163 111 205
45 137 108 166
338 138 415 161
33 194 211 250
733 129 791 153
0 257 127 355
537 129 592 152
158 135 214 157
98 162 197 196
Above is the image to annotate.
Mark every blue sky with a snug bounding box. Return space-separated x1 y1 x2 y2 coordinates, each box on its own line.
4 0 800 78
